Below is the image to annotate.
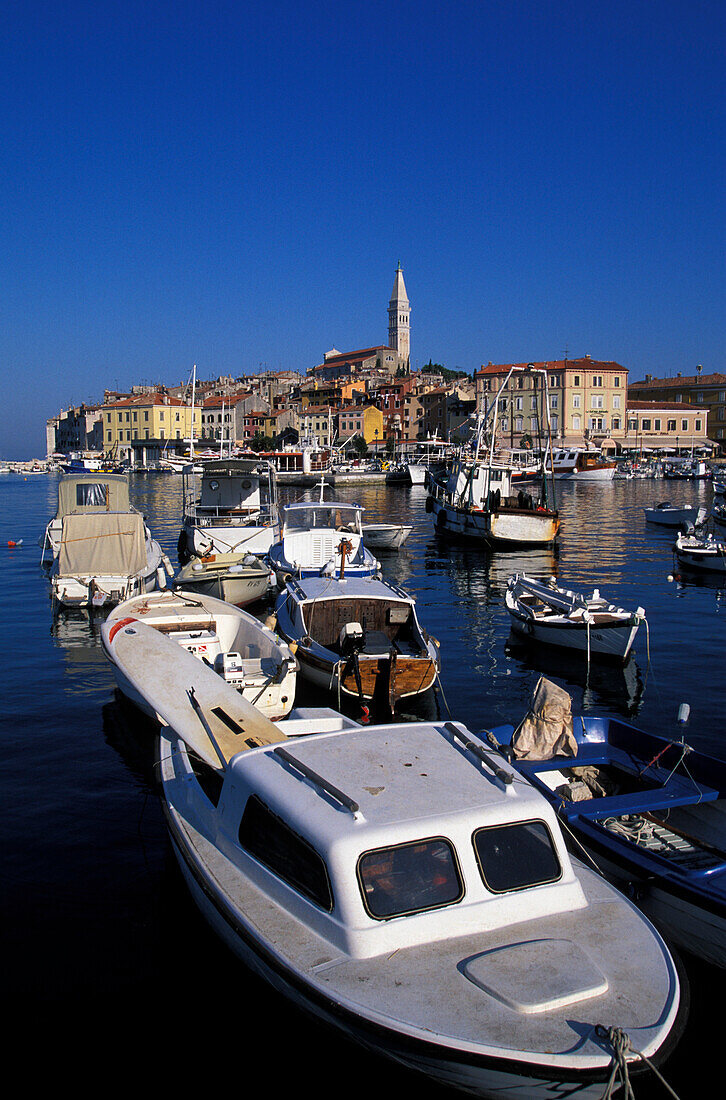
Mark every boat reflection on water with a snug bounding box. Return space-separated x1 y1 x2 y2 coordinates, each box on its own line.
671 564 726 594
504 634 645 717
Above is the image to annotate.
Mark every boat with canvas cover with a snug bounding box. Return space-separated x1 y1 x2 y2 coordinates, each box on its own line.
172 551 273 606
505 574 646 662
486 676 726 969
178 458 278 563
102 589 297 721
156 673 685 1098
273 573 439 716
41 471 172 609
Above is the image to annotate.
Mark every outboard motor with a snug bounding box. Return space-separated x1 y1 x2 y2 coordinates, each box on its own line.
339 621 364 656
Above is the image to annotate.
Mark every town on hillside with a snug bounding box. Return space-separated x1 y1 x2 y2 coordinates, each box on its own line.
43 266 721 470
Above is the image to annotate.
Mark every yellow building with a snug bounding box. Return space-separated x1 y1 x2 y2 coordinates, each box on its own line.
102 394 200 459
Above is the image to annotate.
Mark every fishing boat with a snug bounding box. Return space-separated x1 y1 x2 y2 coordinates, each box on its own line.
102 589 297 721
273 574 439 716
549 449 616 481
178 457 278 563
486 676 726 969
267 486 380 582
361 523 413 551
505 574 646 662
713 479 726 496
426 366 559 548
385 440 454 485
674 530 726 574
172 551 273 606
41 471 172 609
644 502 705 528
157 680 685 1097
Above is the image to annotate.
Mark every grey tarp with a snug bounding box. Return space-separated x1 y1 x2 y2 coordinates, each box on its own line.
511 675 577 760
58 512 147 577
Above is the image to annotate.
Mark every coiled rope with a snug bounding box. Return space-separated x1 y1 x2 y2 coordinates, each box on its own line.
595 1025 681 1099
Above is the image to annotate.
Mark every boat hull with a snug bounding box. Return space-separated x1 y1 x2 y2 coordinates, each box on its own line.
182 520 276 558
674 547 726 573
508 612 639 660
432 499 559 547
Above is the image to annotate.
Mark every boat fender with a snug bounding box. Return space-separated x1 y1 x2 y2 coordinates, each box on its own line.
108 616 138 644
435 510 447 527
425 496 433 513
156 566 167 590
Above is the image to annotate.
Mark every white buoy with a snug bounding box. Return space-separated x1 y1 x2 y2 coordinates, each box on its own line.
677 703 690 724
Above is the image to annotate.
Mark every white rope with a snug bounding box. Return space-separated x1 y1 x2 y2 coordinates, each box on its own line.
595 1025 682 1100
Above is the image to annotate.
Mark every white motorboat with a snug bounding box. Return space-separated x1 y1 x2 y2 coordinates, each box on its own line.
505 574 646 662
41 472 173 610
361 522 413 551
157 693 685 1098
644 502 705 528
267 489 380 582
102 589 297 721
178 458 278 563
273 573 440 716
549 449 616 481
172 551 273 607
674 530 726 574
713 479 726 496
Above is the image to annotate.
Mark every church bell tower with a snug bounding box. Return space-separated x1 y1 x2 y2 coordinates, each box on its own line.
388 263 410 368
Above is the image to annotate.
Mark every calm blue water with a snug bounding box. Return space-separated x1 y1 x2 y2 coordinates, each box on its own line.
2 470 722 1094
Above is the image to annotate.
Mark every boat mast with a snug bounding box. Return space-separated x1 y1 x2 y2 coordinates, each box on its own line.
189 363 197 459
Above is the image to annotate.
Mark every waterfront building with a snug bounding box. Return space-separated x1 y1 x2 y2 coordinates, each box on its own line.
102 393 200 462
475 357 629 451
625 401 713 456
628 369 726 454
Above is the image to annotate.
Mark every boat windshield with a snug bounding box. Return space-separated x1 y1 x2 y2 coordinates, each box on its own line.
358 838 463 919
473 820 561 893
285 505 361 533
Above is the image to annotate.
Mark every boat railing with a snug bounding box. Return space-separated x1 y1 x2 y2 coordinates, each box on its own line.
443 722 513 788
273 746 362 816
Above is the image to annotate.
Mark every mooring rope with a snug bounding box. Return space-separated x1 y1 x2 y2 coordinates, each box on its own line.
596 1025 681 1100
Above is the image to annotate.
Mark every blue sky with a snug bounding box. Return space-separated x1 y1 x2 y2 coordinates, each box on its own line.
1 0 724 458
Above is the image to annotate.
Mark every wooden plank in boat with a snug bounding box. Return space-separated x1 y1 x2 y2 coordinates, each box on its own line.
108 618 286 768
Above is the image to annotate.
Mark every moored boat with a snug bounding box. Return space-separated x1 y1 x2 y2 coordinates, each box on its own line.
674 530 726 574
505 574 646 662
549 449 616 481
41 471 172 609
172 551 273 606
267 490 380 582
178 458 278 563
102 590 297 721
361 522 413 551
273 573 439 716
644 502 705 528
487 676 726 969
157 693 685 1097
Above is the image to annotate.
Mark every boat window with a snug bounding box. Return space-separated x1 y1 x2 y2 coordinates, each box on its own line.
357 837 463 919
76 482 108 507
238 795 333 912
473 820 561 893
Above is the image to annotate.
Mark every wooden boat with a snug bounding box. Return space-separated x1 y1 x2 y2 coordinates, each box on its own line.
178 458 278 563
549 449 616 481
487 676 726 969
102 589 297 720
172 551 272 606
273 574 439 715
674 530 726 574
505 574 645 662
157 690 685 1097
267 492 380 582
644 502 705 528
361 522 413 551
41 471 172 609
426 366 559 548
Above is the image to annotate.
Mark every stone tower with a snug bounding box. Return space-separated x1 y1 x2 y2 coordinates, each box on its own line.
388 263 410 367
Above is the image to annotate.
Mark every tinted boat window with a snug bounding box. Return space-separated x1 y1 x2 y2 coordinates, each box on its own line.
473 820 561 893
358 838 463 919
239 795 333 912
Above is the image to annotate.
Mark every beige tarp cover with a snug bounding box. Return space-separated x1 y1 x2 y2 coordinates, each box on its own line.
58 512 147 577
56 474 131 518
511 675 577 760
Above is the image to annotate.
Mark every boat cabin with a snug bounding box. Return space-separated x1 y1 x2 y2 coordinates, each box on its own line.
276 501 365 571
184 459 277 522
193 720 587 959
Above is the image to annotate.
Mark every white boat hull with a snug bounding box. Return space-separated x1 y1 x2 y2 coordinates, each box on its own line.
432 499 559 547
674 546 726 573
553 468 615 481
644 507 700 527
361 524 413 550
508 614 639 660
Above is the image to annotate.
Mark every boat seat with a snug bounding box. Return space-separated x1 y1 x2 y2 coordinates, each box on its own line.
361 630 394 656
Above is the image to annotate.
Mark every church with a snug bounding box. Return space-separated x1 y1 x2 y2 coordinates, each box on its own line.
312 264 411 382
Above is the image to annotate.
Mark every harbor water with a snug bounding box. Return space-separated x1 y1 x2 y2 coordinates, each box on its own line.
2 470 723 1096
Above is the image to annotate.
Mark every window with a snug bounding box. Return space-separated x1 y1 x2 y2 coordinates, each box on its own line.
550 395 558 409
358 838 463 919
614 377 620 387
695 419 702 431
682 419 688 431
591 395 604 409
239 795 333 911
654 419 661 431
611 417 620 430
144 411 149 421
613 396 620 409
572 395 581 409
473 820 561 893
667 419 677 431
573 415 581 430
573 375 580 386
641 419 651 430
592 375 603 387
76 483 108 506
